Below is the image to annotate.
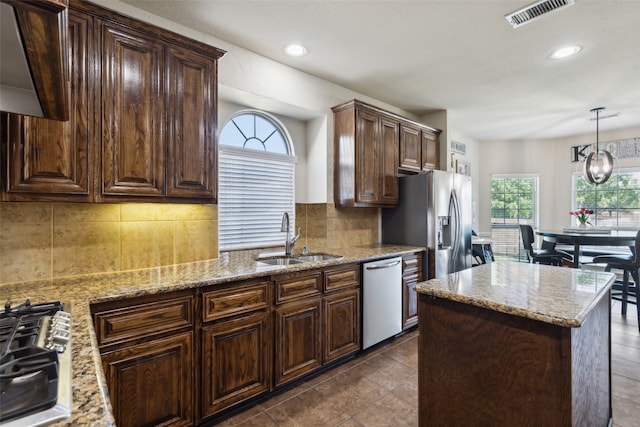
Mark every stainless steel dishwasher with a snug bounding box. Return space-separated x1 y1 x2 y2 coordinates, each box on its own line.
362 256 403 349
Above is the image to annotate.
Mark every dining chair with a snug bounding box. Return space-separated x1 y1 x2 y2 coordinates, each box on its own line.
519 224 572 266
592 230 640 332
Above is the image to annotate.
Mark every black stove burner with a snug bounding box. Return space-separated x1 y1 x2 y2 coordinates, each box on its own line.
0 347 59 421
0 299 66 423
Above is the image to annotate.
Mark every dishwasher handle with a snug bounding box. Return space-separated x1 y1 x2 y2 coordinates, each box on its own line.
365 259 402 270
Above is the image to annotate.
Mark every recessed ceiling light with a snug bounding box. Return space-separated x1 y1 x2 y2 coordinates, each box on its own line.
550 45 582 59
284 44 307 57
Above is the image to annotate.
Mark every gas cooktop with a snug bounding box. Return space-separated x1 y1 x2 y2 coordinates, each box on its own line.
0 299 72 426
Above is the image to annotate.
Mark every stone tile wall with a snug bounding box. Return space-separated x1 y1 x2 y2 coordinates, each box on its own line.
296 203 379 251
0 202 379 283
0 203 218 283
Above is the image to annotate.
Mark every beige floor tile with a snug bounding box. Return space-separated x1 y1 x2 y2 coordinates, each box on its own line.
352 355 416 391
336 419 365 427
314 374 387 416
390 374 418 407
612 395 640 427
257 382 313 411
235 412 278 426
381 336 418 368
215 404 264 426
266 388 349 427
352 393 418 427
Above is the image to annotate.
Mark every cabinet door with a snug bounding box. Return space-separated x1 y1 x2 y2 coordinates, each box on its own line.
355 109 380 204
421 129 439 171
166 46 217 200
2 10 93 201
379 116 399 204
100 21 165 197
201 311 270 418
101 331 194 427
275 298 322 387
323 288 360 363
402 253 423 330
399 123 421 172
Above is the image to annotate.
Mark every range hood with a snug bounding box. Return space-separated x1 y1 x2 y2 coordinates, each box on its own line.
0 0 69 121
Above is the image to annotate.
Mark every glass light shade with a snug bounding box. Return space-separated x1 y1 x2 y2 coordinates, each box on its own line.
583 150 613 185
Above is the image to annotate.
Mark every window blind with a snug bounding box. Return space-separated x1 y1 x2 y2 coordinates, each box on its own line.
219 145 296 251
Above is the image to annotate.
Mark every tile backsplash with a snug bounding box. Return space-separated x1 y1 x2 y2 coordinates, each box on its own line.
0 202 378 283
0 202 218 283
296 203 379 251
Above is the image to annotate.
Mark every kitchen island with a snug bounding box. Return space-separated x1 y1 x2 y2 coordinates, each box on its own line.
0 244 422 426
416 261 615 427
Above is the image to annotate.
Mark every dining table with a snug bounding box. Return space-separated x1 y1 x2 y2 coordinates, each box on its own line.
536 229 637 268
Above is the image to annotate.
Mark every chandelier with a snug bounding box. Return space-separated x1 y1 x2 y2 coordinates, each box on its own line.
583 107 613 186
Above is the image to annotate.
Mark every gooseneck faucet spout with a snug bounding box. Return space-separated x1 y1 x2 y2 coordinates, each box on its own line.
281 212 301 256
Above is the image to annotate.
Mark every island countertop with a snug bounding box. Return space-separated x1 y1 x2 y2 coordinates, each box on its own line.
0 244 423 427
415 261 616 328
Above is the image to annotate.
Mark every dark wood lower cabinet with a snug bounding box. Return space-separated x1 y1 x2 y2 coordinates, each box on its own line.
274 298 323 387
402 252 423 330
94 263 365 425
323 288 360 363
201 311 270 418
100 331 194 427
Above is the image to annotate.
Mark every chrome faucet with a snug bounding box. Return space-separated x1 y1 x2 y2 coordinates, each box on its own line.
280 212 301 256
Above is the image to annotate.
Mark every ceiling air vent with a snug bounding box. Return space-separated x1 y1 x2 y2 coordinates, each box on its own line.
505 0 575 28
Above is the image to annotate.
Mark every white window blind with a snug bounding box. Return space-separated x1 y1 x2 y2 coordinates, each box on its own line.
219 145 296 251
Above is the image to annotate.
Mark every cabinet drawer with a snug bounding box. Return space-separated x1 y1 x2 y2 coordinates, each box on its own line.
274 271 322 304
202 280 270 322
93 294 194 347
324 264 359 293
403 272 420 286
403 253 422 276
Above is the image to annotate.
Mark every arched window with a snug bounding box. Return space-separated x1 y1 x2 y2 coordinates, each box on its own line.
218 111 296 251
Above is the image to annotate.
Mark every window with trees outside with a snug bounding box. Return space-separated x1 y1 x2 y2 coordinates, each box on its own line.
572 168 640 229
490 175 539 261
218 111 296 251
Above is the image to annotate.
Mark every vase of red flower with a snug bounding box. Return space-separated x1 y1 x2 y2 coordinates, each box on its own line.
569 207 593 228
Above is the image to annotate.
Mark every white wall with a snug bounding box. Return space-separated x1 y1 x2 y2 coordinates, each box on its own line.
478 126 640 234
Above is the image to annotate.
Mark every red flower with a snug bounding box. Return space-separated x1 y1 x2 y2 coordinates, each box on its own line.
569 207 593 225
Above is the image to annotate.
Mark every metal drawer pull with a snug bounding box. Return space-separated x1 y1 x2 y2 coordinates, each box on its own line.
365 260 401 270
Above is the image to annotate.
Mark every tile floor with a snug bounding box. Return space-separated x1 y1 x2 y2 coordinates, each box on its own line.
217 301 639 427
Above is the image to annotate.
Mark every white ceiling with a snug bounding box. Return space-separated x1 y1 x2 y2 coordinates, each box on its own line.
122 0 640 141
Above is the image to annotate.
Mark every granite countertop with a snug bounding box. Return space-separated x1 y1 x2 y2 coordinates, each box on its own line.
415 261 615 328
0 243 423 427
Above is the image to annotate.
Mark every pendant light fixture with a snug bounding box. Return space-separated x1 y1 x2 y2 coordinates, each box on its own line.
583 107 613 186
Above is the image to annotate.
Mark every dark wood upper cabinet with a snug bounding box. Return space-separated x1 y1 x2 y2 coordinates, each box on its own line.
399 121 441 173
1 0 225 203
399 123 421 172
166 46 217 200
333 99 440 207
100 20 165 198
421 128 440 171
1 8 93 202
2 0 70 121
333 99 399 207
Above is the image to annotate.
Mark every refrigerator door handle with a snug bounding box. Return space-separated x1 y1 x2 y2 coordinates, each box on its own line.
449 189 461 263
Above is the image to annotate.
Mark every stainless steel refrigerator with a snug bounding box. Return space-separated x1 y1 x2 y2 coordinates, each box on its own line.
382 170 472 279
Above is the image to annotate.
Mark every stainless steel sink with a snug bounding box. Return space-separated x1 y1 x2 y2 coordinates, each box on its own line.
294 254 340 262
256 257 305 266
256 253 341 266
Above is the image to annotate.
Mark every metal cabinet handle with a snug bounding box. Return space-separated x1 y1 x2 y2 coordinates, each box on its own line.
365 259 401 270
